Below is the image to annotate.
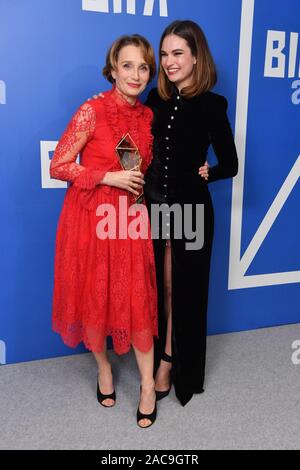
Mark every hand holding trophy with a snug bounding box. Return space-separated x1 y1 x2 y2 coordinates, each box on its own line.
115 133 144 203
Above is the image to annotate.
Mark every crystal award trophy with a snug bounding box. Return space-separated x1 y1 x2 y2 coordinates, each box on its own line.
115 132 143 203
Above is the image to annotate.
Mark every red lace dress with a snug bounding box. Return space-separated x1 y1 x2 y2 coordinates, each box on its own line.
50 88 158 354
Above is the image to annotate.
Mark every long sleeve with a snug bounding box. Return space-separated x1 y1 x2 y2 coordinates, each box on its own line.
206 95 238 184
50 103 105 189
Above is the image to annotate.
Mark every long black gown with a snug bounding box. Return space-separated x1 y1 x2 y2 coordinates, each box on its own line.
144 87 238 406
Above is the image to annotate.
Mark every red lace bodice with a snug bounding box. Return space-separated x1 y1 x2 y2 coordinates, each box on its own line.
50 88 154 192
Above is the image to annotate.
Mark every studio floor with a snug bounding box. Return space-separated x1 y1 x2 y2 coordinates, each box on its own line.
1 323 300 450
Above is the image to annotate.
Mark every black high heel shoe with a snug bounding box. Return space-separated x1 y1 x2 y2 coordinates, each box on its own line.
97 377 116 408
137 386 157 428
155 352 172 402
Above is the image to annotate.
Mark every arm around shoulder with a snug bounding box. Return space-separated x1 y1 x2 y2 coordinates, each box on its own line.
144 87 159 110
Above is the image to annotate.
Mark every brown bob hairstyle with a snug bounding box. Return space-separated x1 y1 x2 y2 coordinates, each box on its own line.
157 20 217 100
103 34 156 83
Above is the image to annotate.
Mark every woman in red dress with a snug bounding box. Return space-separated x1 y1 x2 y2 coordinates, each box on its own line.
50 35 158 428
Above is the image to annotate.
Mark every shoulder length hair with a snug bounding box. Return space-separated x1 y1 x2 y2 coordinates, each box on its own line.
158 20 217 100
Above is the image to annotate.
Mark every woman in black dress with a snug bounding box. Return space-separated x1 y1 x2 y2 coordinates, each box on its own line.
144 20 238 406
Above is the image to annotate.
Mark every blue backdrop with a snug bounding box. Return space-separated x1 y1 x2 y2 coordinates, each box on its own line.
0 0 299 365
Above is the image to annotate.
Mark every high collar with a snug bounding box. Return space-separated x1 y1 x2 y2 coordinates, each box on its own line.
171 84 181 99
110 85 142 110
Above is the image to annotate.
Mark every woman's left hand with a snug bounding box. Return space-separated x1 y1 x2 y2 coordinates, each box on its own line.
88 92 104 101
198 161 209 181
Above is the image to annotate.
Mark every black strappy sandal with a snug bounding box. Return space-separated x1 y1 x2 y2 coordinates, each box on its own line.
97 377 116 407
155 352 172 401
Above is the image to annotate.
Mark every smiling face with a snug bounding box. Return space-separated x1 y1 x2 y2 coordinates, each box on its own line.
111 45 150 103
160 34 197 92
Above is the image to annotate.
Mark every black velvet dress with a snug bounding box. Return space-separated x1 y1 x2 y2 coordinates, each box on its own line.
144 87 238 406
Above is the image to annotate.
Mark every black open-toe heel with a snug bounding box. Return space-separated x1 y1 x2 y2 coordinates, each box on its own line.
137 386 157 428
97 377 116 408
155 352 172 402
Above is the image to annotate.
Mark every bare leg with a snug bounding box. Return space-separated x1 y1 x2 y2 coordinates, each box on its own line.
93 340 115 407
155 241 172 392
133 344 156 428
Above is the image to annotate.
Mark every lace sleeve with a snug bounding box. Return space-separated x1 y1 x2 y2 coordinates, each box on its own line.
50 103 104 189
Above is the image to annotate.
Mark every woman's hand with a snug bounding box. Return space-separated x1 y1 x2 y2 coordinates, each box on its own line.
102 169 144 196
88 92 104 101
198 161 209 181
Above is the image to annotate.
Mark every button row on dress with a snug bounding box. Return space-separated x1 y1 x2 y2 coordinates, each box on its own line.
162 98 180 201
164 98 180 233
165 203 170 237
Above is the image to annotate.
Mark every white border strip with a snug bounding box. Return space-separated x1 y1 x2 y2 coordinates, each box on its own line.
228 0 300 289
